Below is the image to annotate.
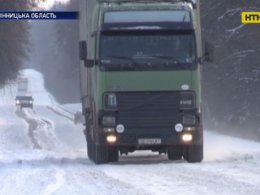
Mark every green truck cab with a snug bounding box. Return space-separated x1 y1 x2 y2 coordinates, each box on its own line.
79 0 212 164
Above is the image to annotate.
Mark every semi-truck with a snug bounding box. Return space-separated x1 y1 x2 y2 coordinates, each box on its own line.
79 0 213 164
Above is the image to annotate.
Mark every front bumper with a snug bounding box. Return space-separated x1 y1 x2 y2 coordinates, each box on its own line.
16 103 33 107
97 91 202 147
108 128 203 146
98 111 203 147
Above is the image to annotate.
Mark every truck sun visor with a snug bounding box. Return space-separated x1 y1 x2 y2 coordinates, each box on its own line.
104 10 191 24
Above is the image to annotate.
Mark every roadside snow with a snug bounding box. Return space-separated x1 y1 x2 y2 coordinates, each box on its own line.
21 69 55 106
0 69 260 195
205 131 260 161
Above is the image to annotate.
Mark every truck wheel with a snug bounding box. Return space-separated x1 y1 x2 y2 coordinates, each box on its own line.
86 132 92 160
108 147 119 162
184 144 203 163
93 144 109 164
85 119 93 160
168 146 183 160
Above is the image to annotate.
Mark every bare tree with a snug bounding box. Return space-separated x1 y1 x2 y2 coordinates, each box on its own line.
201 0 260 138
0 0 31 85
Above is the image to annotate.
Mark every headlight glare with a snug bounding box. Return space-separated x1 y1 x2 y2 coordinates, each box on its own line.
106 135 117 143
182 134 193 142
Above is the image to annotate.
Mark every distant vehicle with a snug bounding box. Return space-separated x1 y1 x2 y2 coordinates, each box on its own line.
15 96 34 109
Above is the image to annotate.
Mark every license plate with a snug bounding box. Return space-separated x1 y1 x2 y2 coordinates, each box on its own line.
138 138 162 145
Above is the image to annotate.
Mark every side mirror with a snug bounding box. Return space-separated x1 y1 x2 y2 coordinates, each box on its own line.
79 41 94 68
204 41 214 62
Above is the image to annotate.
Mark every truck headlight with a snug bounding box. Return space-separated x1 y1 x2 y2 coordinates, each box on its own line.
16 100 20 104
182 133 193 142
179 92 194 109
104 93 117 110
106 134 117 143
183 115 196 125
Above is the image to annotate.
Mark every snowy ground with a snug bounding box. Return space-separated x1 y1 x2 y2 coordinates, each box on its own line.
0 69 259 195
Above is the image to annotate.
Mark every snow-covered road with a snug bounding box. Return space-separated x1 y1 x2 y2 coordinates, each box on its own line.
0 69 259 195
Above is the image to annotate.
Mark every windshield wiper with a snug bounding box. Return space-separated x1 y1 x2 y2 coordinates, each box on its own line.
101 55 183 70
101 55 137 70
155 55 179 63
106 55 138 64
136 55 180 65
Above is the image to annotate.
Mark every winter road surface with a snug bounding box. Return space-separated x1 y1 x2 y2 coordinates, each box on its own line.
0 69 259 195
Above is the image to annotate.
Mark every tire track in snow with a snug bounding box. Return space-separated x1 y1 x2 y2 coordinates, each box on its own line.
15 108 55 150
100 153 260 195
54 166 149 195
15 109 42 149
46 106 74 122
25 108 64 151
57 106 74 115
41 169 65 195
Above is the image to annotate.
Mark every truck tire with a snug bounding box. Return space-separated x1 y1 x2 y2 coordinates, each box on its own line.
93 144 109 164
84 119 93 160
86 132 92 160
168 146 183 160
108 147 119 162
184 144 203 163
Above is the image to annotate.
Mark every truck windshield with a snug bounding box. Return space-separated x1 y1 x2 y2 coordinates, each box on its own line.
100 32 196 71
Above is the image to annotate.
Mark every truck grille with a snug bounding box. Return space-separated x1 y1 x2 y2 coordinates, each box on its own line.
117 110 181 128
116 92 193 128
117 92 180 111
